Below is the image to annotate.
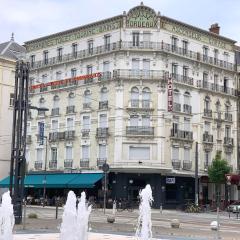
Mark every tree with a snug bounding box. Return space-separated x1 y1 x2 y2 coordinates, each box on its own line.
208 152 231 207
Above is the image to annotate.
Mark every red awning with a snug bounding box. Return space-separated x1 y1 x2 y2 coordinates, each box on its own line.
226 174 240 184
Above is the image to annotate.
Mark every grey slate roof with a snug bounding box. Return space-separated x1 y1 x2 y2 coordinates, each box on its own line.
0 37 26 60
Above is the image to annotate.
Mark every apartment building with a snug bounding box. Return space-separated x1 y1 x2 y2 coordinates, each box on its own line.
23 3 238 208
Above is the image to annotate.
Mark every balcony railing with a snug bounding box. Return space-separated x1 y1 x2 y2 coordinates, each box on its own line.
126 126 154 136
183 104 192 114
182 161 192 171
65 130 75 140
96 128 109 138
26 135 32 144
203 109 212 118
80 158 90 168
34 161 43 170
97 158 107 167
170 129 193 141
98 71 112 81
49 132 65 142
142 100 151 108
81 129 90 137
203 133 213 143
83 103 91 109
130 100 139 108
224 137 234 146
99 101 108 110
113 69 166 81
51 108 60 116
173 103 181 112
66 105 75 114
225 113 232 121
171 73 194 86
49 161 57 169
172 159 181 170
64 159 73 168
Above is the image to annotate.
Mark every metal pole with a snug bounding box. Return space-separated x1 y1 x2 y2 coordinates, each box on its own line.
43 136 47 206
103 172 107 214
23 200 26 230
195 142 199 206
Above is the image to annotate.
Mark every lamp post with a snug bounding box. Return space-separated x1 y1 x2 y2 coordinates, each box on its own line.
42 136 48 206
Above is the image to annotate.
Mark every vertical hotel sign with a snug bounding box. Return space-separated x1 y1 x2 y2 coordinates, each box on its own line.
168 77 173 112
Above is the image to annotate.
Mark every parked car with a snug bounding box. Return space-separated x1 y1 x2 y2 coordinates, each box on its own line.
228 201 240 213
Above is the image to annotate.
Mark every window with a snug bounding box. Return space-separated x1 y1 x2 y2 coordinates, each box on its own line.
99 144 107 159
183 66 188 77
224 77 228 93
223 52 229 63
104 35 110 51
203 72 208 87
87 65 92 75
142 87 150 107
171 36 178 51
216 100 221 113
68 93 74 106
217 126 221 139
129 146 150 160
9 93 14 107
43 51 48 65
225 126 231 138
132 59 140 76
30 55 35 68
100 87 108 101
66 146 73 160
39 97 45 109
172 117 179 133
51 148 57 161
57 47 63 61
67 118 74 130
203 46 208 61
53 95 59 108
184 92 190 105
184 118 190 131
132 32 140 47
131 87 139 100
172 147 179 161
184 148 190 161
99 114 107 128
83 116 90 130
37 149 43 162
172 63 178 76
143 32 151 43
82 145 89 159
205 151 211 166
52 120 58 132
71 68 77 78
56 71 62 80
205 122 211 133
214 74 218 90
173 89 180 104
182 40 188 55
143 59 150 77
84 90 91 103
103 61 110 72
42 74 47 83
204 96 210 110
130 115 139 126
225 102 230 114
142 116 150 127
88 40 93 54
72 43 78 57
214 49 218 64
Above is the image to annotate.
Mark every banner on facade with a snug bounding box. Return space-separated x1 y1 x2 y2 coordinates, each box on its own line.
167 77 173 112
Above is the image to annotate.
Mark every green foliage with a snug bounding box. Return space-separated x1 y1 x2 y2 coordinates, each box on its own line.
208 152 231 184
28 213 38 219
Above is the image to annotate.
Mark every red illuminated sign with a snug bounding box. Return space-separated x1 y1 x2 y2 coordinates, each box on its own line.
167 77 173 112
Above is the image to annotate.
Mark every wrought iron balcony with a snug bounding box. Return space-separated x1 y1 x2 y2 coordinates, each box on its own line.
113 69 166 81
64 159 73 168
65 130 75 140
51 108 60 116
49 132 65 142
183 104 192 114
171 73 194 86
203 109 212 118
49 161 57 169
142 100 151 108
96 128 109 138
126 126 154 136
129 100 139 108
26 135 32 144
170 129 193 141
83 103 91 109
173 103 181 112
224 137 234 146
172 159 181 170
97 158 107 167
225 113 232 121
98 71 112 81
203 133 213 143
80 158 89 168
66 105 75 114
182 161 192 171
99 101 108 110
34 161 43 170
81 129 90 137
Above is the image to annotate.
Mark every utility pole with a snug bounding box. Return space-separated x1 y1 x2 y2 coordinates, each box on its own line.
195 142 199 206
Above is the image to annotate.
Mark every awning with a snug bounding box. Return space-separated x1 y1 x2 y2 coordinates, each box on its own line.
0 173 103 189
226 174 240 185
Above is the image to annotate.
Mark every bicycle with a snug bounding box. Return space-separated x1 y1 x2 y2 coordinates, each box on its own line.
116 199 134 212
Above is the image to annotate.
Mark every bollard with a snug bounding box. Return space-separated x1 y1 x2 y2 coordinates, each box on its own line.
160 205 163 214
55 202 58 220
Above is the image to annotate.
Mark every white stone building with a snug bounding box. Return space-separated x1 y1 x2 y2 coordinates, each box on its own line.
23 4 239 208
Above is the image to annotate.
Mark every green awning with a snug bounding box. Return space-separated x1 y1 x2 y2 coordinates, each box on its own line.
0 173 103 189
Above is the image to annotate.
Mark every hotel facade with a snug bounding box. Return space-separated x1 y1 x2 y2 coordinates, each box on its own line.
24 4 239 208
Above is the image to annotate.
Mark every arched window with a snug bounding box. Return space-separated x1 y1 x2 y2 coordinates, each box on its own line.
100 87 108 102
173 89 180 104
38 97 45 115
142 87 151 108
216 100 221 112
68 92 75 106
225 101 231 121
53 95 59 108
130 87 139 107
84 90 91 104
183 91 191 105
204 96 210 110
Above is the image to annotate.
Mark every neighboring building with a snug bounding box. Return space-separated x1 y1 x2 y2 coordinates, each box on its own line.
0 35 26 193
24 3 239 208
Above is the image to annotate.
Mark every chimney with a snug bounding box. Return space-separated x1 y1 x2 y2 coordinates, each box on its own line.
209 23 220 35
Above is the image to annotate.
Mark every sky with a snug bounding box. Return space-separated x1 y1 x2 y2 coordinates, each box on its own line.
0 0 239 45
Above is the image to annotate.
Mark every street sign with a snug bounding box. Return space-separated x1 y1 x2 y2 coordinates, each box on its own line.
102 163 109 172
38 122 44 145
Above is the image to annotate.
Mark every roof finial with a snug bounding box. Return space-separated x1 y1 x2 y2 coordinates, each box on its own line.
11 33 14 41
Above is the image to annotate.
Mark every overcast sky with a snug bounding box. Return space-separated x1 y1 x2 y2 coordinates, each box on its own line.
0 0 239 45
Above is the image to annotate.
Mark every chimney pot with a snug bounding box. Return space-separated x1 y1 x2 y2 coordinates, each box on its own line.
209 23 220 35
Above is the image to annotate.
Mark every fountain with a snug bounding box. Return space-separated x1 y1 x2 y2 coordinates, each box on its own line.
76 192 91 240
0 191 15 240
135 184 153 240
